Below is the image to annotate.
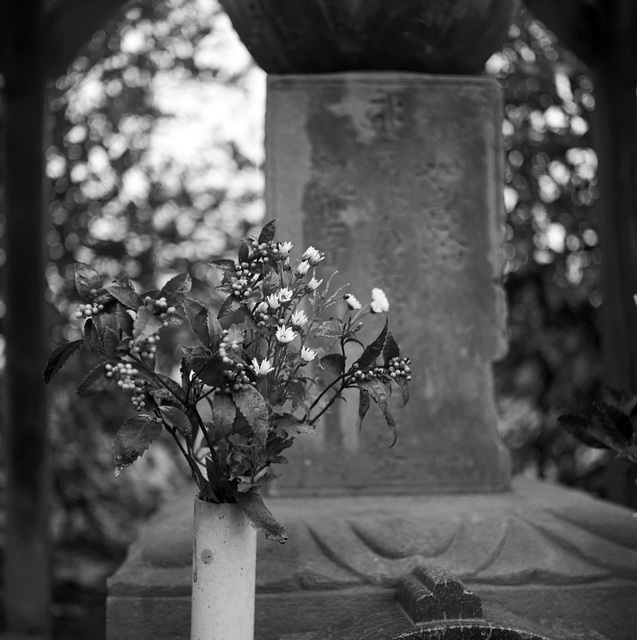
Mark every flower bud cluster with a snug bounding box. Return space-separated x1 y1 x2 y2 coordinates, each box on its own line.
131 335 157 363
144 296 177 326
220 362 255 394
386 356 412 381
105 362 147 411
230 262 259 299
75 302 105 319
351 362 376 382
218 330 242 364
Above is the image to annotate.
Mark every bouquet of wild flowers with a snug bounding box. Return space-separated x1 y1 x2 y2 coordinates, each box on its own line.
44 221 411 540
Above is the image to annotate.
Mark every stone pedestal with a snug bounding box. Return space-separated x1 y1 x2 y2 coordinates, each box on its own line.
266 73 510 495
106 479 637 640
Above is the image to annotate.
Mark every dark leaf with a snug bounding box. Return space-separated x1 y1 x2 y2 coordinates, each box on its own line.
558 413 620 449
133 306 164 340
156 373 188 404
602 387 637 418
219 304 256 331
272 413 313 438
212 392 237 436
105 284 142 309
210 259 236 279
183 297 211 346
112 414 162 468
261 270 280 296
238 240 250 263
356 319 388 369
77 364 111 397
320 353 346 376
396 376 410 407
315 318 343 339
258 219 277 244
101 327 120 359
358 389 371 426
43 340 83 383
158 406 192 437
83 318 99 351
218 294 241 320
382 330 401 364
232 386 269 444
74 263 101 301
160 272 192 299
235 492 288 544
115 304 135 336
193 356 226 388
358 378 397 446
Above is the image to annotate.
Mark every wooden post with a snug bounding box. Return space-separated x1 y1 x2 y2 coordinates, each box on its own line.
0 0 51 636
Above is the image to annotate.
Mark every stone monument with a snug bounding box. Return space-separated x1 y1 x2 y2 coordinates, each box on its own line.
107 2 637 639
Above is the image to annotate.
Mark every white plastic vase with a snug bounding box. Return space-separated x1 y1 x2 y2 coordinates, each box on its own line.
191 498 257 640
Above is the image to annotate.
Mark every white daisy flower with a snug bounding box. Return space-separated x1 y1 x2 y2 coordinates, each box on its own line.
290 309 308 327
277 287 294 303
295 260 311 276
370 288 389 313
302 246 324 266
306 277 323 292
266 294 280 309
278 241 293 256
275 325 296 343
254 301 268 315
251 358 274 376
300 346 317 362
344 294 362 310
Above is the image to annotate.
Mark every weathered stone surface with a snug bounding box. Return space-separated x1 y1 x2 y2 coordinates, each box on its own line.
265 73 510 495
106 479 637 640
218 0 520 75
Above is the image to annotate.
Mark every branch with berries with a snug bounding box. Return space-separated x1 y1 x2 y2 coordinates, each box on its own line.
44 220 412 541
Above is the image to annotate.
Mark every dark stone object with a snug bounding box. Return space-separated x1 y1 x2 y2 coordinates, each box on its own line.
218 0 521 75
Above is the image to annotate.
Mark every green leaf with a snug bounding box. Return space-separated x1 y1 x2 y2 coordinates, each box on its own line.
261 270 281 296
356 319 388 369
558 414 606 448
219 304 257 331
112 414 162 468
212 392 237 436
232 386 269 444
183 297 211 346
320 353 345 376
218 294 241 320
156 373 188 404
193 355 226 388
101 327 120 360
210 259 236 278
235 492 288 544
83 318 99 351
358 377 397 446
238 240 250 263
74 263 101 301
396 376 410 407
105 284 142 309
133 306 164 340
158 406 192 437
160 272 192 299
115 304 135 336
382 330 401 364
43 340 83 384
272 413 313 438
315 318 344 339
358 389 371 426
258 219 277 244
76 364 111 397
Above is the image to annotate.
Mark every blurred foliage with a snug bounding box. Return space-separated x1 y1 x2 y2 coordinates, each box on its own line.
488 11 607 495
0 2 613 550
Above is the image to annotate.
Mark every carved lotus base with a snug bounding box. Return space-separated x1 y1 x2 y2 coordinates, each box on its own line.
107 479 637 639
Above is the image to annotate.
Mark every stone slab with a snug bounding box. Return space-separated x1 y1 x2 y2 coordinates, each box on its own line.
265 73 510 495
106 479 637 640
